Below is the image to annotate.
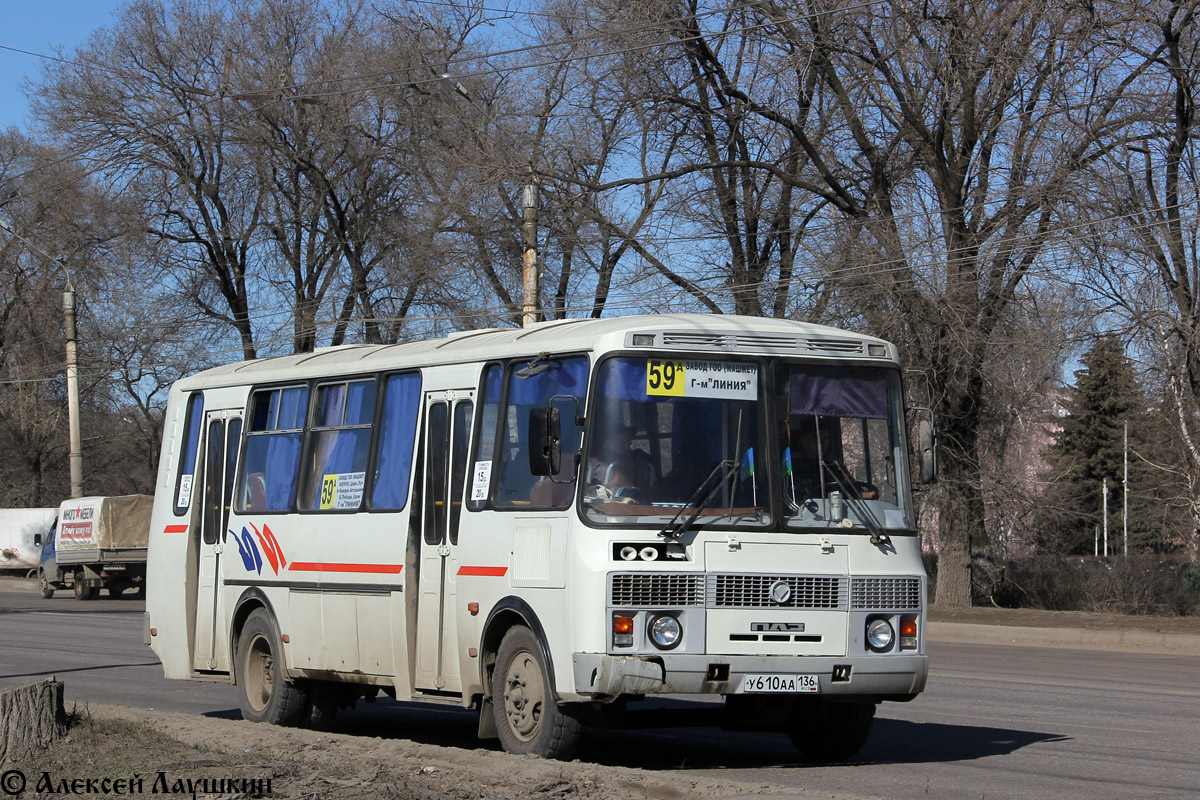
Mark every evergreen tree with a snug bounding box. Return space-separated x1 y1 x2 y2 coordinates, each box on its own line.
1042 334 1145 553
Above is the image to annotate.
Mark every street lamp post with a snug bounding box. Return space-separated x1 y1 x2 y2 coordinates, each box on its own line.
0 218 85 498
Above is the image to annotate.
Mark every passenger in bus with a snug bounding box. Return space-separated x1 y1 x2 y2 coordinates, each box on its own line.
784 415 877 501
585 425 655 503
244 473 268 512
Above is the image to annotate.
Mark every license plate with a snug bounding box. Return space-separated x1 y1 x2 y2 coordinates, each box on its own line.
738 673 820 693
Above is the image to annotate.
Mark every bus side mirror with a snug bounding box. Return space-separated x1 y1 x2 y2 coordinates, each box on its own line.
917 418 937 484
529 406 562 477
34 533 42 547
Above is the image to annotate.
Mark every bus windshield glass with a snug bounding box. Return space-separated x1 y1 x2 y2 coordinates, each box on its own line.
582 357 914 534
776 364 913 532
583 357 768 528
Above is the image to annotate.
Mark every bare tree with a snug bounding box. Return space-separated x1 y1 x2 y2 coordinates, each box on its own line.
1075 0 1200 557
554 0 1154 604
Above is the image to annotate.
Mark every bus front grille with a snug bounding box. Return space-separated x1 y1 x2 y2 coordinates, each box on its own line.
707 574 847 609
609 573 706 607
609 573 920 612
850 577 922 611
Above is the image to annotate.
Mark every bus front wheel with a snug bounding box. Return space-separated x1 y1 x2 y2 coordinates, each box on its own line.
787 699 876 762
492 626 581 759
235 609 306 727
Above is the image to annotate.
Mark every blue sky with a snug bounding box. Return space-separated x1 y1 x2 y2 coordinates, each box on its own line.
0 1 126 131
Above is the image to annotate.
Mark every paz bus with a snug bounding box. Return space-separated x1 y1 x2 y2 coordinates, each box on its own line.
145 313 932 761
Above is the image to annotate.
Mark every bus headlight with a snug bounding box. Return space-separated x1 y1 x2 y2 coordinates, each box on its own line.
866 618 894 652
648 614 682 650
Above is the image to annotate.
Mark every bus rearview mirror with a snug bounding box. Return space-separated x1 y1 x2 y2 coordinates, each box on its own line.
918 418 937 484
529 406 562 477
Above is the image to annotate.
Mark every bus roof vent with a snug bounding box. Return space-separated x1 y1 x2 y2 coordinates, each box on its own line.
735 334 800 352
805 338 865 354
661 332 729 350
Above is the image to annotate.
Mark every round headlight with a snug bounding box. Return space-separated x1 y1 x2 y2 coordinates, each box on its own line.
866 618 894 652
648 614 682 650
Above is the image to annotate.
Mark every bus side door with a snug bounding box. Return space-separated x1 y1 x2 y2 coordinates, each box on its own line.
414 390 474 693
193 410 242 673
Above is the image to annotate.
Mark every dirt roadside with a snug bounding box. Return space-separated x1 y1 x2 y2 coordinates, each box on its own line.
10 703 860 800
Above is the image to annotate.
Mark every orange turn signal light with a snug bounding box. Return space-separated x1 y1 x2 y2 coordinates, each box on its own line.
899 619 917 637
613 615 634 634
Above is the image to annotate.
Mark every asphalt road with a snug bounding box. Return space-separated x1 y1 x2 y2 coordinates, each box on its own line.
2 580 1198 799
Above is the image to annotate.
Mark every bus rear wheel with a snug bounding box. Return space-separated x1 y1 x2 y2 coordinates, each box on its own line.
235 609 306 726
787 699 876 762
492 626 581 759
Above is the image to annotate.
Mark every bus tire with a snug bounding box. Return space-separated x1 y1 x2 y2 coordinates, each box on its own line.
492 626 581 759
235 609 306 727
38 569 54 599
787 700 876 762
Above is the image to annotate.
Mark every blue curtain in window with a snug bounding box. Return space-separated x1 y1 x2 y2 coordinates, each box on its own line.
278 386 308 430
264 433 302 511
372 373 421 509
346 381 376 425
597 358 649 401
790 370 888 419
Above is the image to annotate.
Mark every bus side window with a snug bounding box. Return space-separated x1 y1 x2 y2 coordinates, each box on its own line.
467 364 503 511
238 385 308 513
494 357 587 510
299 379 376 511
371 373 422 510
173 393 204 515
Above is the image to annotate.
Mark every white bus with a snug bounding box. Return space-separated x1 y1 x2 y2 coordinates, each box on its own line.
145 313 931 761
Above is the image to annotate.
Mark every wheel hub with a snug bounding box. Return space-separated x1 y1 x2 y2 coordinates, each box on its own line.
503 651 544 740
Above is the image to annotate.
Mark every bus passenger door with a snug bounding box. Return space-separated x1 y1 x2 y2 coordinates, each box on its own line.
414 391 474 693
192 410 242 673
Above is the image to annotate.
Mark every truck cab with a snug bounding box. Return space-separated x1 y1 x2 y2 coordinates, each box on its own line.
35 520 62 599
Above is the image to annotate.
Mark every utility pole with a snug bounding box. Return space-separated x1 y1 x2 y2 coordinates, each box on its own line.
0 218 83 497
1123 421 1129 557
440 74 541 329
1102 477 1109 557
521 171 540 328
64 285 84 498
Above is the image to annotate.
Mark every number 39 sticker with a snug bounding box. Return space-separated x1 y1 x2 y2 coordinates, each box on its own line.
646 360 686 396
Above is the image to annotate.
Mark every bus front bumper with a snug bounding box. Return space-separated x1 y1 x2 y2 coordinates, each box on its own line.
570 652 928 701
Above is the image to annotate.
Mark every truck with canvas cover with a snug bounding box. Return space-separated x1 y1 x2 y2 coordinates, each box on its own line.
37 495 153 599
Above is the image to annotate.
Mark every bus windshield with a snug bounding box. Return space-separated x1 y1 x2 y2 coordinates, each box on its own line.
775 364 913 532
582 356 914 533
583 357 768 528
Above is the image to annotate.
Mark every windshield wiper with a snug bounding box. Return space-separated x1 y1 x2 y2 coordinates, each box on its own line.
658 458 740 540
820 460 891 547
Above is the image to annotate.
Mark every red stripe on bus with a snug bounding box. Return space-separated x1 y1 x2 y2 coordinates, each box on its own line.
164 525 188 534
289 562 403 574
457 566 508 577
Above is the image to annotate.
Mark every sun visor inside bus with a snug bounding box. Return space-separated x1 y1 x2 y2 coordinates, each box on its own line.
790 369 888 419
